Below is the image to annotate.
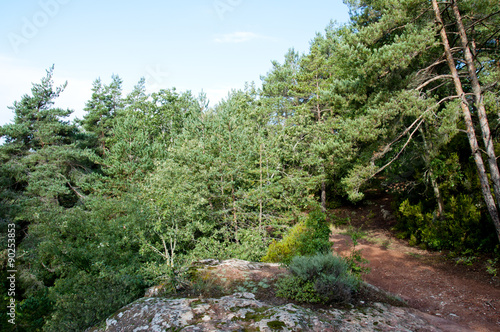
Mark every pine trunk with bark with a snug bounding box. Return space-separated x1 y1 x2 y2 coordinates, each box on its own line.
432 0 500 242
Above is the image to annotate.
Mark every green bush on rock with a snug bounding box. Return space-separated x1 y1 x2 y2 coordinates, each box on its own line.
276 253 359 304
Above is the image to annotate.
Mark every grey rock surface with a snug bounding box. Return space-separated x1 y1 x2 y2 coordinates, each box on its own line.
92 259 471 332
98 293 446 331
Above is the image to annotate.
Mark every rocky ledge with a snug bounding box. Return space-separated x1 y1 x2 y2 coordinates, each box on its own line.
91 259 472 332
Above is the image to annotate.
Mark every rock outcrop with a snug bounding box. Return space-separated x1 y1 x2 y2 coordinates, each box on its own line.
91 259 472 332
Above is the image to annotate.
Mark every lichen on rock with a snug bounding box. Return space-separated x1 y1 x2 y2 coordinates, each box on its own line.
91 259 468 332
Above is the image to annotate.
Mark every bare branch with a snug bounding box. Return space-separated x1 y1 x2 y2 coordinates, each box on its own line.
465 10 500 32
482 81 498 93
161 236 169 261
479 27 500 51
145 242 168 260
369 118 425 180
437 94 460 104
66 182 86 200
57 173 86 200
416 74 453 90
41 262 56 273
425 81 451 93
416 59 447 76
371 108 430 162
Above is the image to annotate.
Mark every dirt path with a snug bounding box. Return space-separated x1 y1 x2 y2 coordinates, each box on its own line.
329 195 500 332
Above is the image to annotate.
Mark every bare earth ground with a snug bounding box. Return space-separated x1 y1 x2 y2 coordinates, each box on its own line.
330 193 500 332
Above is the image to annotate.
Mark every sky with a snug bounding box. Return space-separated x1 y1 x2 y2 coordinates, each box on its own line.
0 0 350 126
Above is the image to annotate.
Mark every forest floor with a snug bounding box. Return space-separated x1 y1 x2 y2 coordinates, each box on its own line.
329 193 500 332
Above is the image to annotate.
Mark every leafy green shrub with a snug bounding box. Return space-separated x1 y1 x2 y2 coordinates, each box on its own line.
275 275 322 303
341 226 370 277
345 248 370 278
396 195 495 252
485 258 498 277
261 222 307 264
299 209 332 255
228 228 269 262
188 227 269 262
276 253 359 304
262 209 331 264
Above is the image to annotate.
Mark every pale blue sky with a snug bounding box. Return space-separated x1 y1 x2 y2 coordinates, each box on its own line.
0 0 349 125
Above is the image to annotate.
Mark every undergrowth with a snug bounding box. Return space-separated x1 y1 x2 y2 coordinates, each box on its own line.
275 253 359 304
261 209 331 264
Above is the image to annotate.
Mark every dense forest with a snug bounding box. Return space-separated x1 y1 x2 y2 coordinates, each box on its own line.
1 0 500 330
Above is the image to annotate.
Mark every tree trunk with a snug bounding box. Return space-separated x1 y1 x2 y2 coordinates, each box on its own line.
316 77 327 213
259 143 263 231
432 0 500 242
451 0 500 210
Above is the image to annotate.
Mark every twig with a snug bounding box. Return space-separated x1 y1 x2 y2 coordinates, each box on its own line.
370 117 425 180
485 301 496 310
416 74 454 90
371 109 430 162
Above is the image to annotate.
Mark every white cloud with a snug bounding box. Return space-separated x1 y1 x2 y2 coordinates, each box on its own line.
214 31 267 44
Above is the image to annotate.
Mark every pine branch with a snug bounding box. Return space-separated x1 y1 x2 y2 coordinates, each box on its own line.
371 109 430 162
465 10 500 32
58 173 86 200
416 74 454 90
416 58 448 76
369 117 425 180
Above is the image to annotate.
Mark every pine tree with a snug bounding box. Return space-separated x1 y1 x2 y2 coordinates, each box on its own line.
430 0 500 241
80 75 123 156
0 66 94 210
339 0 500 241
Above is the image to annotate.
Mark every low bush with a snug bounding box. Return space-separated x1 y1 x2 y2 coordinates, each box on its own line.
275 275 322 303
396 195 497 252
261 222 308 264
299 209 332 255
276 253 359 304
188 227 269 263
261 209 331 264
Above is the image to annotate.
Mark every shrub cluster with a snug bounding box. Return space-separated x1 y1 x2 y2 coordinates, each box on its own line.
276 253 359 304
261 209 331 264
396 195 497 252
